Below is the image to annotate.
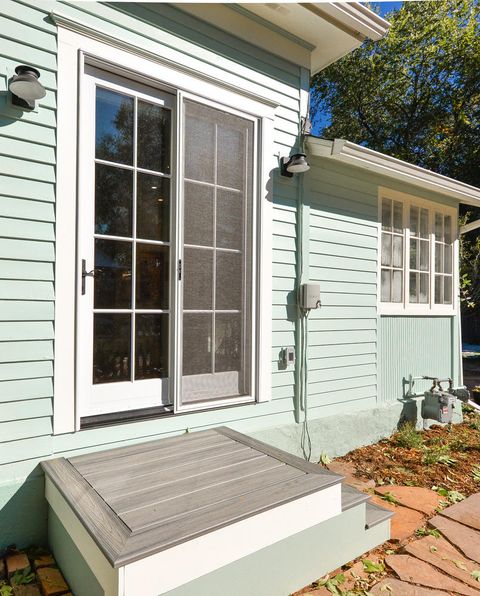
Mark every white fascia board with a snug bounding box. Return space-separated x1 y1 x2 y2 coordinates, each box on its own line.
461 219 480 235
317 2 391 41
307 137 480 206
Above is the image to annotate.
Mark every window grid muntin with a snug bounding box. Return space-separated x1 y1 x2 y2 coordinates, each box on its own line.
409 205 430 304
434 212 454 305
93 85 172 383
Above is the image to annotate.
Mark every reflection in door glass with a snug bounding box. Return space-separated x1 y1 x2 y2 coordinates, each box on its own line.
95 87 133 165
93 313 131 384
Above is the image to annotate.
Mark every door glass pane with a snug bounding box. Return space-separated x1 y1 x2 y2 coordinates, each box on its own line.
94 239 132 309
95 164 133 237
216 252 242 311
184 103 215 183
217 120 245 190
183 247 213 310
136 244 169 309
136 173 170 241
392 235 403 268
381 269 390 302
184 182 214 247
381 233 391 266
215 314 242 373
93 313 131 384
392 270 403 303
381 199 391 231
217 189 244 250
137 100 171 174
135 314 168 380
183 314 213 376
95 87 133 165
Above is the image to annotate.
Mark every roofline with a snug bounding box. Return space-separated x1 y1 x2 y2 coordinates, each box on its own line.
304 2 390 44
307 137 480 205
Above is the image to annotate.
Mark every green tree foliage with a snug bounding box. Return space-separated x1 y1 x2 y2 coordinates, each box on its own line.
311 0 480 315
311 0 480 187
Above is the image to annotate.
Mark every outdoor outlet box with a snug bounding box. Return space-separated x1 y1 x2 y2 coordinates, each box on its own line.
299 283 321 310
422 391 456 424
282 346 295 368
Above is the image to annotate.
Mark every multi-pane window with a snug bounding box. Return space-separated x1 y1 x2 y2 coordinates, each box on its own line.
380 195 455 311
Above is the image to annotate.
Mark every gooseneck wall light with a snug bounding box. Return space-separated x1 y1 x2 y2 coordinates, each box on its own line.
280 153 310 177
9 65 46 110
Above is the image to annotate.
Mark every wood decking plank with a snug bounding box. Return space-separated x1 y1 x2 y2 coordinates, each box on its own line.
119 474 331 565
119 460 296 528
82 442 250 492
107 453 279 512
41 458 129 565
71 431 229 474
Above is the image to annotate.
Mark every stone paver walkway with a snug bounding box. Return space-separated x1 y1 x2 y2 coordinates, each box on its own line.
376 491 480 595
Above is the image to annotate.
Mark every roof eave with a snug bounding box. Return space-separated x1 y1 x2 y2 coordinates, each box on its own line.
307 137 480 206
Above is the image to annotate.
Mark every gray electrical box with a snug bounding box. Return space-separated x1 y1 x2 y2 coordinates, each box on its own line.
422 391 456 424
299 283 321 310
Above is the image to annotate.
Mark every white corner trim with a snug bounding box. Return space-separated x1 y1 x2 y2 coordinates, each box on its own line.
50 11 281 111
307 137 480 205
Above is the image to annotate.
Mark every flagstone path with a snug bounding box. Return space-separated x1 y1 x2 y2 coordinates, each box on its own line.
298 464 480 595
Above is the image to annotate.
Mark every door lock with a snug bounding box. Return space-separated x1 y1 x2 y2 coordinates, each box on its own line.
81 259 95 295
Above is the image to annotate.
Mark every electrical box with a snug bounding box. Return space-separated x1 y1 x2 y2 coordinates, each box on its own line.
282 346 295 368
299 283 321 310
422 391 456 424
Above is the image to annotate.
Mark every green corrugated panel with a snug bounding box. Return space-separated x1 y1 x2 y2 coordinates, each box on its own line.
378 316 454 402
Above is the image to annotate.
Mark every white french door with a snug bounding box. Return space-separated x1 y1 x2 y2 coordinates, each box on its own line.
78 66 175 417
77 66 257 418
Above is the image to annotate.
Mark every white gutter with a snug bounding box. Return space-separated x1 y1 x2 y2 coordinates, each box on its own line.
461 219 480 235
307 137 480 206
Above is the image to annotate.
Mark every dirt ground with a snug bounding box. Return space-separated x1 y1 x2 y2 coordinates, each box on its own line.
337 405 480 497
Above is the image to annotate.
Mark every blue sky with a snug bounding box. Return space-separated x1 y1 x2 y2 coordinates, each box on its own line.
371 1 404 17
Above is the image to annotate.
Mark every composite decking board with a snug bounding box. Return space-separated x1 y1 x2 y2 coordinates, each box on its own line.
215 426 342 484
108 453 280 512
41 458 128 564
119 474 336 566
43 428 345 568
120 463 303 530
71 431 229 473
81 442 252 491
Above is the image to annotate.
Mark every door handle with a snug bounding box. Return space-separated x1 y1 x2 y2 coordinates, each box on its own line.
81 259 95 295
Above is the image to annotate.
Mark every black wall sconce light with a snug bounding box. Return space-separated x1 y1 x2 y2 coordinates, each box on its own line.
280 153 310 178
9 65 46 110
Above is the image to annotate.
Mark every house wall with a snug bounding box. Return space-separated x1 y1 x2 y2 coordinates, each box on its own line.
0 0 462 550
252 158 460 457
0 0 307 548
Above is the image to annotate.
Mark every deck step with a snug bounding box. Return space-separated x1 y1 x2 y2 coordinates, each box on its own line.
365 500 394 529
341 483 370 512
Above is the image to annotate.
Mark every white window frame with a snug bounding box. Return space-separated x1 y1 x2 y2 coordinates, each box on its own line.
378 187 458 316
53 22 275 433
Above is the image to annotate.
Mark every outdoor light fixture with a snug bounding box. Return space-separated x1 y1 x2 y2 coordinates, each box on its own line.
9 65 46 110
280 153 310 177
